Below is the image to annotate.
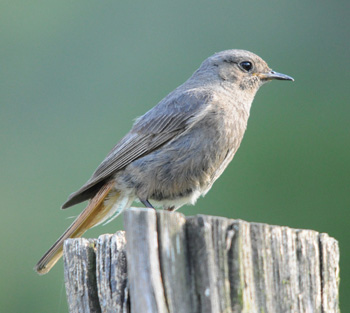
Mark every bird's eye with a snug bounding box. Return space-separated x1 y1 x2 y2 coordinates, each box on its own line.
239 61 253 72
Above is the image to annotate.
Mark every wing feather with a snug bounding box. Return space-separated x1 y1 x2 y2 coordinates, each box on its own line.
62 90 211 208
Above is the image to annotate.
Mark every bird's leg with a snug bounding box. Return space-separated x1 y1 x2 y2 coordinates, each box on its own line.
140 199 155 210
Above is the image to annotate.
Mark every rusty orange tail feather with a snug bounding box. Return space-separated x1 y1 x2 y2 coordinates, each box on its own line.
34 180 117 275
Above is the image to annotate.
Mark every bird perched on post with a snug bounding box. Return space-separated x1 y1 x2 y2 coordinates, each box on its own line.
35 49 293 274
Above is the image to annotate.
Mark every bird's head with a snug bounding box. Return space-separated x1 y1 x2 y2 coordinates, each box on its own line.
197 49 293 92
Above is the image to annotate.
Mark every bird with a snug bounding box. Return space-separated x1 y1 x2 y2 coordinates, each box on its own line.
35 49 293 274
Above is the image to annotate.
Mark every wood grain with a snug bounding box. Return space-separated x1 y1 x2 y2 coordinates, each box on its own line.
63 209 340 313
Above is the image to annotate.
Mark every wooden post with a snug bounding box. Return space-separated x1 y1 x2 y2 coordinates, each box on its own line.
63 208 340 313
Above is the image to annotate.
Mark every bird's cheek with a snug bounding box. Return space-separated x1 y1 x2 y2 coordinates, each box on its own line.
218 67 237 82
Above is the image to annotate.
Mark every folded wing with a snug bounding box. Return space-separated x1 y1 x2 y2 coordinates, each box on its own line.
61 91 210 208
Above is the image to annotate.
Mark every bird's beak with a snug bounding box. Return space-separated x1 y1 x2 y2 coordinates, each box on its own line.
258 70 294 81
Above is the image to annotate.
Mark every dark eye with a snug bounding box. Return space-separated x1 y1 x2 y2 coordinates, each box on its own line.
240 61 253 72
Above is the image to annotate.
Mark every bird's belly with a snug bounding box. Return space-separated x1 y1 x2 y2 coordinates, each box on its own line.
149 187 203 210
118 142 233 210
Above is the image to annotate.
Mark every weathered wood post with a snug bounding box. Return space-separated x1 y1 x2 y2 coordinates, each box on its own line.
63 208 340 313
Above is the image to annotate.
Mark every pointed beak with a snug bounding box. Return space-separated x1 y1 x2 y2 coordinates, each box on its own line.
258 70 294 81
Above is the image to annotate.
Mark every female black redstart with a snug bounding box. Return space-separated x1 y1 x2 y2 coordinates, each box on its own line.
35 49 293 274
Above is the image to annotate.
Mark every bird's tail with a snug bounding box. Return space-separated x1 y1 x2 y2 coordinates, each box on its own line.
34 180 130 275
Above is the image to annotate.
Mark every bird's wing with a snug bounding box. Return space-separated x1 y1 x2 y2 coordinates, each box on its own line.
62 90 211 208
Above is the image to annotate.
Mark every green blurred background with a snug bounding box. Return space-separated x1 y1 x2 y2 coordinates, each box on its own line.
1 0 349 312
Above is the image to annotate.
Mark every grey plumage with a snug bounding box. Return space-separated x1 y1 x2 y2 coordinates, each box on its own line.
35 49 293 274
62 49 293 212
